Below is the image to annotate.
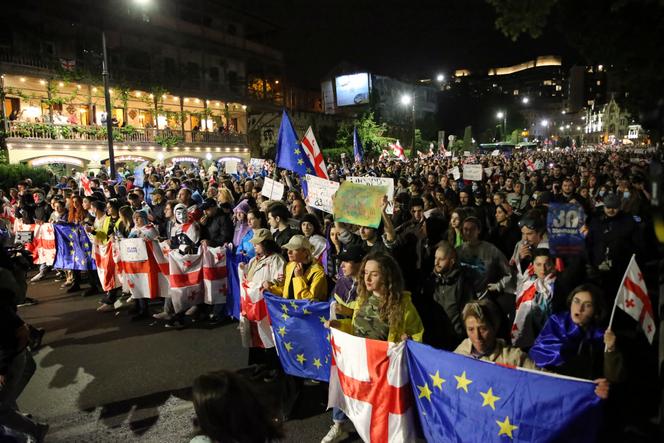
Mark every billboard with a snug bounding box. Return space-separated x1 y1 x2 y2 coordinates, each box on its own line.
335 73 370 106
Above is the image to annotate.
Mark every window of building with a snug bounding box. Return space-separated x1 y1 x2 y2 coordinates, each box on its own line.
596 80 601 86
209 67 219 83
543 80 553 85
187 62 200 80
555 85 562 91
513 89 519 95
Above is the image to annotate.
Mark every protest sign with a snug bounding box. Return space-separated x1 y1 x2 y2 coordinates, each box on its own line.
346 176 395 214
463 151 471 157
333 181 386 228
119 238 149 262
305 174 339 213
491 149 500 156
261 177 285 201
249 158 266 170
463 164 483 181
224 160 239 174
483 167 493 177
444 151 452 157
449 166 461 180
547 203 586 256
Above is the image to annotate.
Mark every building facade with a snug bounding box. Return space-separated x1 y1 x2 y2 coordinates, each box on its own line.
1 0 287 168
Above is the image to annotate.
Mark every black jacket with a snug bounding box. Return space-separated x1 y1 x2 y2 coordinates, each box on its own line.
200 210 234 247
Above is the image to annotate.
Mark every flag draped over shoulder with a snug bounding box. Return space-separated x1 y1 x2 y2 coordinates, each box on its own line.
14 221 55 265
202 245 228 305
168 249 204 312
264 293 332 382
406 340 603 443
239 267 274 349
53 223 96 271
226 249 250 319
328 329 415 443
93 241 120 292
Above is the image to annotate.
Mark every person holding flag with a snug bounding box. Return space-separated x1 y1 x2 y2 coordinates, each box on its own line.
323 252 423 443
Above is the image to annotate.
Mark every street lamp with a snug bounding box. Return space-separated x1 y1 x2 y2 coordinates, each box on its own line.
400 94 416 155
103 0 152 179
521 97 529 105
496 111 507 141
436 73 445 82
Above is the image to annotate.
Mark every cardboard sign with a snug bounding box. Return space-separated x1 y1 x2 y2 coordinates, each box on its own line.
250 158 266 170
449 166 461 180
224 160 239 174
346 176 395 214
491 150 500 156
547 203 586 256
333 181 387 228
305 174 339 213
462 164 483 181
261 177 285 201
484 167 494 177
119 238 148 263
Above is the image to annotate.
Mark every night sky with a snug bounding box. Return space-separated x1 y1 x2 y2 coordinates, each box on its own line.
241 0 577 87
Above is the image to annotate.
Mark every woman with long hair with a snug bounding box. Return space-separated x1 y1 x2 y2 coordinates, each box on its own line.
237 209 265 259
299 214 327 261
488 202 521 259
323 252 423 442
446 208 466 248
191 370 283 443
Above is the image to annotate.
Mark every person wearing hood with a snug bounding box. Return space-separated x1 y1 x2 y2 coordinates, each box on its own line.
232 199 252 248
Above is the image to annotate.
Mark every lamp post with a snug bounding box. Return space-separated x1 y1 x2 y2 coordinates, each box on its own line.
496 111 507 141
400 94 416 156
104 0 151 179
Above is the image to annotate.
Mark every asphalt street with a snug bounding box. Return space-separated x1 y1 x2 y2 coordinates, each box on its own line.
16 273 362 443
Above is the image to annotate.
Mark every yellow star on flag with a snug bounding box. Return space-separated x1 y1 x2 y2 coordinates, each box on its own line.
313 358 322 369
297 158 304 165
278 326 287 337
294 148 301 155
480 387 501 411
303 308 311 315
326 333 331 342
284 342 293 352
70 250 75 255
429 370 446 390
496 416 518 439
68 233 73 239
417 382 432 402
455 371 472 393
296 353 306 365
281 304 289 313
319 316 327 323
281 312 290 320
69 241 74 247
289 300 298 310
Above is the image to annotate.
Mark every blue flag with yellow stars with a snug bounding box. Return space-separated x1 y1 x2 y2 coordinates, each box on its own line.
275 109 315 177
405 341 603 443
53 223 96 271
264 293 332 382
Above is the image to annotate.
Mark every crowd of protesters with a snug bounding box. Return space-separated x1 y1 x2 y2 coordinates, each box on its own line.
0 144 662 442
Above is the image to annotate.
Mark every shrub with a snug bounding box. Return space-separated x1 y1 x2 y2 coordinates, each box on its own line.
0 164 54 191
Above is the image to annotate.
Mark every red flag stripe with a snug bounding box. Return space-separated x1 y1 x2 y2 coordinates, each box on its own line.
170 270 202 287
623 277 654 317
203 267 228 280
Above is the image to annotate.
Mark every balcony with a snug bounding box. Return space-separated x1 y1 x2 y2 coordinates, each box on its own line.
5 121 247 146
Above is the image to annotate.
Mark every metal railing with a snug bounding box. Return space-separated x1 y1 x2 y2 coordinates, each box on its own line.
6 121 247 146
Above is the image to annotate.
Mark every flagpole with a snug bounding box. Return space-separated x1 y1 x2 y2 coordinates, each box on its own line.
605 254 635 350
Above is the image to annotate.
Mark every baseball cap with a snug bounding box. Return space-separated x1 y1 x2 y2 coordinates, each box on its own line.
200 198 218 210
337 244 366 263
250 228 273 245
603 193 621 209
282 235 313 252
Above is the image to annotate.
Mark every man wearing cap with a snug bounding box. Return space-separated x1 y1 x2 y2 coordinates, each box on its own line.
199 198 233 248
266 235 327 301
586 193 644 298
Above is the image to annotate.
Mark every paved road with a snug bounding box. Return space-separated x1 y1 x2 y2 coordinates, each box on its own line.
17 274 361 442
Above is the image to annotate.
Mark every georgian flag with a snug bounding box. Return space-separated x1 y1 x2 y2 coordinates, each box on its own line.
80 175 93 196
202 245 228 305
238 266 274 349
93 241 121 292
122 239 169 300
390 140 406 161
511 269 556 348
328 329 415 443
614 255 656 344
301 126 329 179
14 221 55 265
168 249 204 313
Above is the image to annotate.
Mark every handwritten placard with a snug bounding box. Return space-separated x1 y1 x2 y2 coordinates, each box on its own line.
261 177 285 201
463 164 483 181
346 176 395 214
333 181 387 228
305 174 339 213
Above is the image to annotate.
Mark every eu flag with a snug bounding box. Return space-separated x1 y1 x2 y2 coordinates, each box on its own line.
353 126 364 163
53 223 96 271
406 340 603 443
264 293 332 382
275 110 314 177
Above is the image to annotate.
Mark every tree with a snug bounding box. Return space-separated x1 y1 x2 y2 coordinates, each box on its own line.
334 112 393 155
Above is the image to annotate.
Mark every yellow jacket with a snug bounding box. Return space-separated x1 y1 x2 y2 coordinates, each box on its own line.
270 261 328 301
338 291 424 343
